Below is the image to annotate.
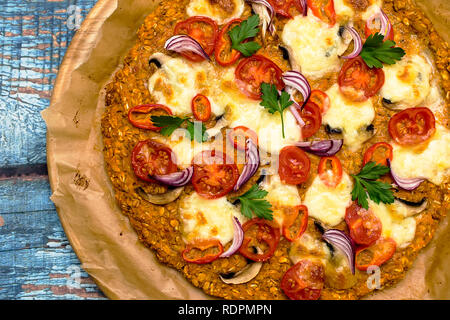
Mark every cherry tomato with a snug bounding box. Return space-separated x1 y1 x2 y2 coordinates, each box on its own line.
300 101 322 139
235 55 284 100
268 0 305 18
338 56 385 102
128 104 172 131
388 107 436 146
281 259 325 300
345 202 382 246
278 146 311 185
239 218 281 262
174 16 218 62
214 19 243 66
309 90 330 114
363 142 393 166
355 237 397 271
307 0 336 26
282 205 309 242
191 94 212 122
131 140 178 182
365 21 394 41
182 239 224 264
227 126 259 150
318 156 343 188
192 150 239 199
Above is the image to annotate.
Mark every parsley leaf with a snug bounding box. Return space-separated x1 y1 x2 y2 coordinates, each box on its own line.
351 161 394 209
260 83 294 138
228 14 262 57
235 185 273 220
151 115 208 142
360 32 406 68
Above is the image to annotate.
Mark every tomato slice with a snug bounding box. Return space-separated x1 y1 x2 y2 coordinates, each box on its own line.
345 202 382 246
227 126 259 151
318 156 343 188
268 0 305 18
307 0 336 25
278 146 311 185
309 90 330 114
235 55 284 100
131 140 178 182
338 56 385 102
355 237 396 271
281 260 325 300
282 205 309 242
300 101 322 139
192 150 239 199
239 218 281 262
128 104 172 131
191 94 212 122
214 19 243 67
363 142 393 166
365 21 394 41
174 16 218 62
182 239 224 264
388 107 436 146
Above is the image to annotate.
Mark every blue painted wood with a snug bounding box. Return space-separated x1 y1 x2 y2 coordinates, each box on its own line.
0 0 107 299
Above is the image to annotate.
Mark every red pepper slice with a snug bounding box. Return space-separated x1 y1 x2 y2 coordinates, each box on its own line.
228 126 259 150
282 205 308 242
128 104 172 131
355 237 396 271
318 156 343 188
363 142 393 166
307 0 336 26
182 239 224 264
214 19 243 67
239 218 281 262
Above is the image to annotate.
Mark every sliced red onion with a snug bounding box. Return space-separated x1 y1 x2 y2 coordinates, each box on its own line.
322 229 356 274
289 103 305 127
164 35 210 61
234 139 260 191
153 166 193 187
366 9 392 41
300 0 307 16
247 0 275 36
387 159 424 191
341 26 362 59
295 139 343 157
220 217 244 258
282 71 311 105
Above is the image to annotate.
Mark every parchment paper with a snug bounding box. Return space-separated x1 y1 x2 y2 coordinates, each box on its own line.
42 0 450 300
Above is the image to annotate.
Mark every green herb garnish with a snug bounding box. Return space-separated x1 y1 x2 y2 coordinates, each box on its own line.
151 115 208 143
235 184 273 220
260 82 294 138
228 14 262 57
351 161 394 210
360 32 406 68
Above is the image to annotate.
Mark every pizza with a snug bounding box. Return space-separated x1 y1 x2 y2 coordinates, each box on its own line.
101 0 450 299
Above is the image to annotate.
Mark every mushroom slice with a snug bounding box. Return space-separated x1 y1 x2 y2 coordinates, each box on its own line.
219 248 263 285
392 197 428 217
148 52 172 68
136 186 184 205
205 115 228 138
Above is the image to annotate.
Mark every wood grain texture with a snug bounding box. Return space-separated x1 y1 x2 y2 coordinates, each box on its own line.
0 0 106 299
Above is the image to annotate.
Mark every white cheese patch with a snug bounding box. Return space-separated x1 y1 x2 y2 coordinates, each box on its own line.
369 201 417 248
334 0 354 21
289 232 331 265
303 172 353 227
380 54 432 109
281 14 348 79
324 84 375 151
180 192 245 245
391 125 450 185
186 0 244 24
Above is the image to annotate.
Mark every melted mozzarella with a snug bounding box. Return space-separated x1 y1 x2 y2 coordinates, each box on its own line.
334 0 354 21
324 84 375 151
369 201 417 248
282 14 348 79
180 192 245 244
148 58 225 117
289 232 331 265
380 54 432 109
186 0 244 24
391 125 450 185
303 172 353 226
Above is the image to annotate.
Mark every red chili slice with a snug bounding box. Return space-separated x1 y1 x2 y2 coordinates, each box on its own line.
363 142 393 166
307 0 336 26
281 259 325 300
192 94 212 122
128 104 172 131
318 156 343 188
282 205 309 242
182 239 224 264
355 237 396 271
239 218 281 262
214 19 243 67
227 126 259 150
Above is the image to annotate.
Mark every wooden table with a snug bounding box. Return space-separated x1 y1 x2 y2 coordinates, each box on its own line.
0 0 105 299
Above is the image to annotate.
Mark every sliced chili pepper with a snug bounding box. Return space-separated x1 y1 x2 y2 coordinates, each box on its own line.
318 156 343 188
355 237 396 271
239 218 280 262
363 142 393 166
128 104 172 131
214 19 243 67
282 205 308 242
182 239 224 264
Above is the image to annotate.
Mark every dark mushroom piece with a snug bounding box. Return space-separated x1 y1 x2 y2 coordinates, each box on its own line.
392 197 428 217
148 53 172 68
219 247 263 285
136 186 184 205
